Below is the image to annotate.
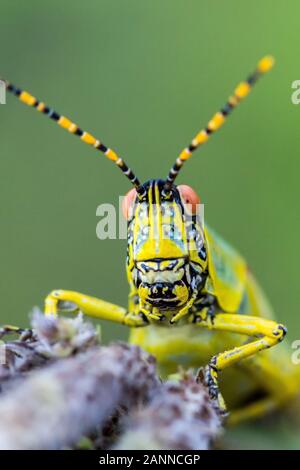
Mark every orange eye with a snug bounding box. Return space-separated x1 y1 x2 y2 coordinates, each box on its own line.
178 185 201 214
122 188 138 220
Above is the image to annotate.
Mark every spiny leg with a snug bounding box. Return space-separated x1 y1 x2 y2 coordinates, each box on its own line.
45 289 147 327
194 310 287 415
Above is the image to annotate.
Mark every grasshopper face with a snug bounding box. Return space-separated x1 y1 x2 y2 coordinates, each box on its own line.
135 258 190 310
124 180 206 314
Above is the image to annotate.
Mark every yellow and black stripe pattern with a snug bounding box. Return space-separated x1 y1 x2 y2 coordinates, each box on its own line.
3 80 141 189
165 55 274 188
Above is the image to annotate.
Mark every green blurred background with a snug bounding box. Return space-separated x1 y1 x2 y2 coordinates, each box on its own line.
1 0 300 448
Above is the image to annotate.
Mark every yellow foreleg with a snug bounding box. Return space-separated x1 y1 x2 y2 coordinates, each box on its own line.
44 289 147 327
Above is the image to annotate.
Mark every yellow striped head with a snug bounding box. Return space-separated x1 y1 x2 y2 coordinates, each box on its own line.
124 180 207 312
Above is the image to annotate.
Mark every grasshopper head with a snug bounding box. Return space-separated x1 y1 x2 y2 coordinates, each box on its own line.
123 179 207 315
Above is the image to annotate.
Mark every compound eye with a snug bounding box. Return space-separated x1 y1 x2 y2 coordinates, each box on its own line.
177 185 201 214
122 188 138 220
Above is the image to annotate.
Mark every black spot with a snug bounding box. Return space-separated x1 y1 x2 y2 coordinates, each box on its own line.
49 111 60 121
96 142 108 152
221 102 233 116
74 127 83 136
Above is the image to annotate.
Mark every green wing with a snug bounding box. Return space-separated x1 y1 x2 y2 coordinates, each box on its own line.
204 225 247 313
